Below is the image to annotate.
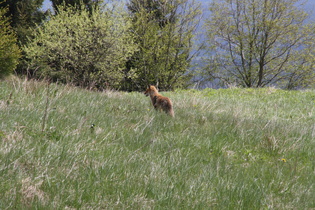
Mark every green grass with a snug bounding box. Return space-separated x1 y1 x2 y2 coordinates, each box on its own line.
1 77 315 209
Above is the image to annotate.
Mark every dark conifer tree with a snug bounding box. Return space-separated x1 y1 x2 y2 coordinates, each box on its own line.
0 0 47 45
51 0 102 14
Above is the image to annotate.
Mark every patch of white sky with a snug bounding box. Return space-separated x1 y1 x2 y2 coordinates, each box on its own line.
42 0 315 16
42 0 52 11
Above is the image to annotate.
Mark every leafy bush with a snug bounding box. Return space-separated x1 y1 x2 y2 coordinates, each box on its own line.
24 4 137 89
0 7 21 79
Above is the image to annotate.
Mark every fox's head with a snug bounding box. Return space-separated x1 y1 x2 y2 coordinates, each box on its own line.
144 85 158 96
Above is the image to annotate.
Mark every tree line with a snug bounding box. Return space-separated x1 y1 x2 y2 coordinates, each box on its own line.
1 0 315 90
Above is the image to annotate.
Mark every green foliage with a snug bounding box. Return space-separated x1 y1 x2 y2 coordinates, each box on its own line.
204 0 315 88
125 0 201 91
23 4 137 89
0 0 47 45
1 78 315 208
0 6 21 79
0 0 48 77
283 35 315 89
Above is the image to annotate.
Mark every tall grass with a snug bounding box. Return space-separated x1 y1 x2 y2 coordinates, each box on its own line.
1 77 315 209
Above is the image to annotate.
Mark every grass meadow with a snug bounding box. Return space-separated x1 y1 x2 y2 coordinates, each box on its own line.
1 77 315 209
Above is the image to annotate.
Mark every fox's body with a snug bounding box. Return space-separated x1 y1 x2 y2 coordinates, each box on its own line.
144 85 174 117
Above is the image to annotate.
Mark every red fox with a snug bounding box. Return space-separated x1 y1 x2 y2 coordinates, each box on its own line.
144 85 174 117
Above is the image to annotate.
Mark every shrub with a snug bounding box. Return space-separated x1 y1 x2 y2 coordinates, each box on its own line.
24 4 137 89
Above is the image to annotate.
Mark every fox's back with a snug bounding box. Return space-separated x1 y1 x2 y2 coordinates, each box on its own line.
156 95 172 107
144 85 174 117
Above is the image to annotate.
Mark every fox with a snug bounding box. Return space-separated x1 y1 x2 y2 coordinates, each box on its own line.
144 85 174 117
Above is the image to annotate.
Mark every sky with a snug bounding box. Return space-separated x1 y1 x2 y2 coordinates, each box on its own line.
42 0 315 21
42 0 52 11
43 0 315 11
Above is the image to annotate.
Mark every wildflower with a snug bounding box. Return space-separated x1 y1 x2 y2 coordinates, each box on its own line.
281 158 287 163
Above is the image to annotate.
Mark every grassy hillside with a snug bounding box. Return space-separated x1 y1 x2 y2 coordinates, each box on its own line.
1 77 315 209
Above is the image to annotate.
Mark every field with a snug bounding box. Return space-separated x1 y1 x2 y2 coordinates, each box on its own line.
1 77 315 209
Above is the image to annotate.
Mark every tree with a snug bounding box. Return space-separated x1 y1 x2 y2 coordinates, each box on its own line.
0 6 21 79
283 36 315 89
203 0 315 88
0 0 47 45
128 0 175 27
125 0 201 91
51 0 103 14
23 3 137 89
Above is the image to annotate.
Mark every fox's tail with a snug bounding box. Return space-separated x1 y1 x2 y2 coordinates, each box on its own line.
168 108 175 117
